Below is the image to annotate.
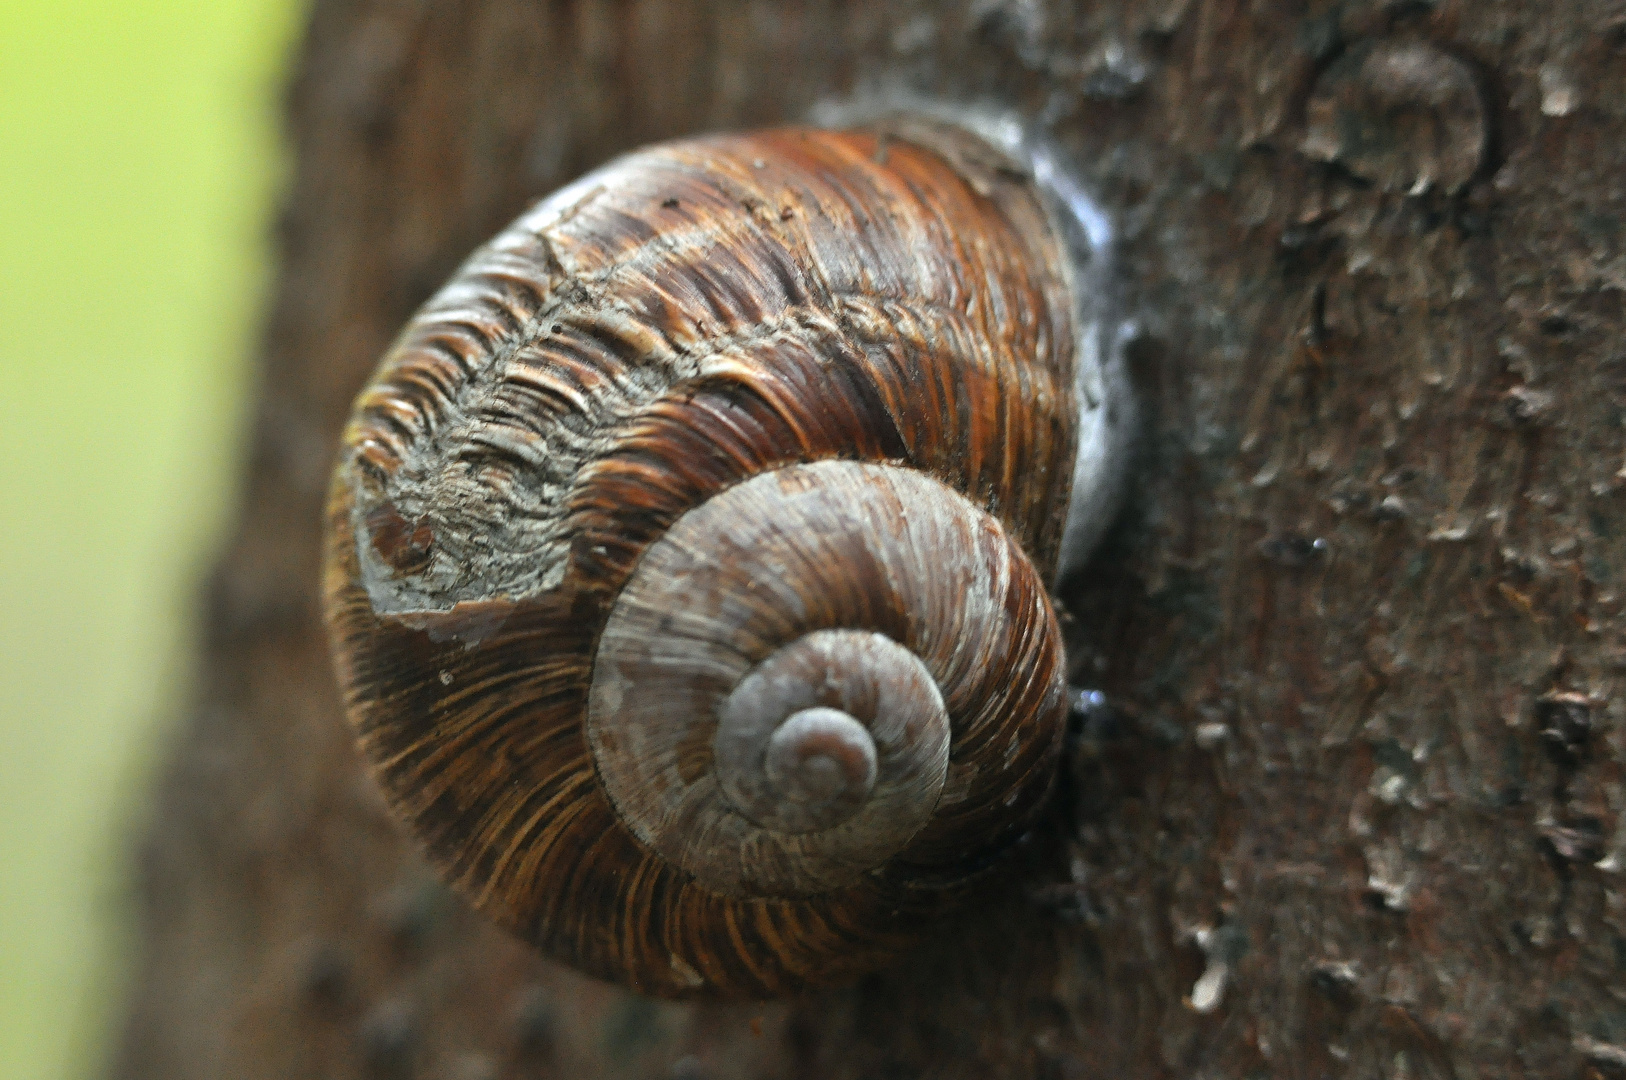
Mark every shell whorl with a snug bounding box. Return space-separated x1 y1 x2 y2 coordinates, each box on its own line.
588 459 1056 898
323 122 1081 996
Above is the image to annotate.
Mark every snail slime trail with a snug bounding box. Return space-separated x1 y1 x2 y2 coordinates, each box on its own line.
322 116 1130 997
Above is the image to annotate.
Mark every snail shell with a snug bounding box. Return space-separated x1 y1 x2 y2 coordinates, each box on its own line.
323 118 1110 996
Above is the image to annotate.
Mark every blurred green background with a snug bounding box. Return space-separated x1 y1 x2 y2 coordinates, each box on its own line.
0 2 303 1076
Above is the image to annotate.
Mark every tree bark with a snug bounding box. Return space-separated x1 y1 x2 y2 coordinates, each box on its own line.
114 1 1626 1077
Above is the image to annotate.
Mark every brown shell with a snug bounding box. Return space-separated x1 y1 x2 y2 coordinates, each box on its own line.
322 121 1079 996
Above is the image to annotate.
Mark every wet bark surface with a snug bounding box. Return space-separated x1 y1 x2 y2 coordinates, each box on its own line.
115 2 1626 1077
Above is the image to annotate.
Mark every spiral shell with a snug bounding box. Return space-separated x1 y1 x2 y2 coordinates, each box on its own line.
323 119 1085 996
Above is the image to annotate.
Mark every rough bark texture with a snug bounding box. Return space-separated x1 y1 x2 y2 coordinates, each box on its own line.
115 1 1626 1078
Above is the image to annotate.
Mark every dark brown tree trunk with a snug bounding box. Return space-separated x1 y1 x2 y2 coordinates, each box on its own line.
114 1 1626 1077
